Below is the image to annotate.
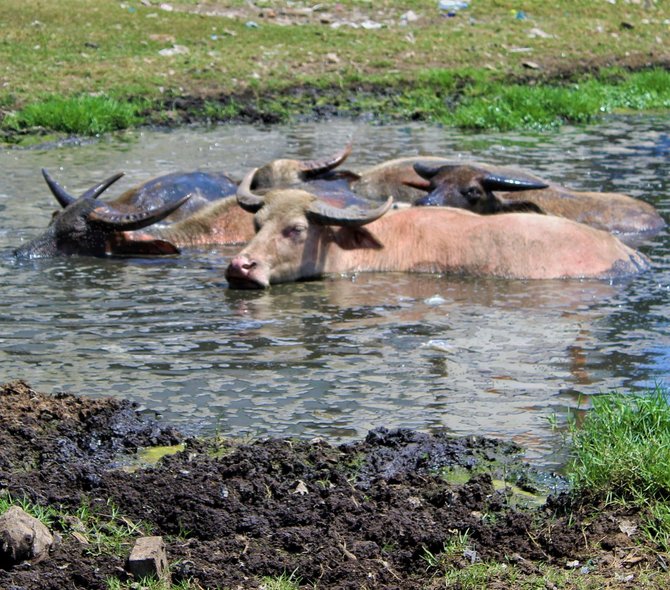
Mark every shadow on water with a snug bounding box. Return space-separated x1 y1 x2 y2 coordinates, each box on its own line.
0 115 668 468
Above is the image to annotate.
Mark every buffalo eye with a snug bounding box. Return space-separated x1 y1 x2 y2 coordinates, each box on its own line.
283 223 307 239
463 187 483 203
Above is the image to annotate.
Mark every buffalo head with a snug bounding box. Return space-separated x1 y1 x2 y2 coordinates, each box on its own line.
411 163 548 213
13 170 189 259
226 168 393 288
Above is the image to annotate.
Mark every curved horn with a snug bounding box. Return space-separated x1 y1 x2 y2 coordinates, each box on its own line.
307 196 394 227
236 168 266 213
42 169 77 208
88 194 192 231
79 172 125 199
481 174 548 193
42 169 125 208
298 143 352 178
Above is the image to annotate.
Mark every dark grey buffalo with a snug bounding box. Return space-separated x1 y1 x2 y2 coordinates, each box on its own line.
13 170 196 258
411 162 548 213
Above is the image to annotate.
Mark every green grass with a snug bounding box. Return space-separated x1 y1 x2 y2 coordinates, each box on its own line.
568 385 670 549
416 68 670 131
3 67 669 136
0 492 60 528
259 570 303 590
0 0 668 138
2 95 142 135
107 577 201 590
0 493 148 558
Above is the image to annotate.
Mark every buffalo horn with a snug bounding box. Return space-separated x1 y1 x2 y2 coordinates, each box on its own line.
482 174 548 193
298 143 352 178
41 169 78 208
80 172 125 199
88 194 192 231
307 196 394 227
236 168 266 213
42 169 125 208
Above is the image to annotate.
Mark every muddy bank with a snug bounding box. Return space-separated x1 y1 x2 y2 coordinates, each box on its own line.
0 380 663 589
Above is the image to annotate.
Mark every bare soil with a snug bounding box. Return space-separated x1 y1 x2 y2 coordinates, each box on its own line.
0 380 667 589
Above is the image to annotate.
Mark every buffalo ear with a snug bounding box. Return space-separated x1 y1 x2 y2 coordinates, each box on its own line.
402 163 440 190
332 226 384 250
497 200 545 214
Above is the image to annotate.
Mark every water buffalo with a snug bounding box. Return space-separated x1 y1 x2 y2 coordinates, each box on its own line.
408 161 665 234
299 152 664 234
225 169 650 289
13 149 353 259
13 170 195 258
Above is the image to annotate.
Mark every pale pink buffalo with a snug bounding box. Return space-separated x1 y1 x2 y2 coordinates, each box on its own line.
225 169 650 289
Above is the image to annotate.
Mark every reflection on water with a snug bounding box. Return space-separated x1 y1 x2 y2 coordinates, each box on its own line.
0 116 668 468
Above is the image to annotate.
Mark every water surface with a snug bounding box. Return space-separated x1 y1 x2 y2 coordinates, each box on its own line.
1 117 668 468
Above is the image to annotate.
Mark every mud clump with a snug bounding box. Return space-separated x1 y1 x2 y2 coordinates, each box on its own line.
0 380 662 589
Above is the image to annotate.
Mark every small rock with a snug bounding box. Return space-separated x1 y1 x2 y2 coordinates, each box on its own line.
401 10 419 23
0 506 56 566
293 480 309 495
158 45 189 57
528 27 552 39
361 20 383 30
127 536 170 583
618 518 638 537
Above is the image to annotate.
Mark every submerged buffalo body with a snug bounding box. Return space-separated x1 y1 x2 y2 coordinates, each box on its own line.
13 169 245 259
225 170 650 289
113 171 238 223
13 149 352 259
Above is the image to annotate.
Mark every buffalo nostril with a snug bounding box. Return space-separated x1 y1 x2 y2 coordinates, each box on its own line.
229 256 257 276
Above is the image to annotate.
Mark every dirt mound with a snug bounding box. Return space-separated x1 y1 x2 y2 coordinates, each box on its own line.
0 380 661 589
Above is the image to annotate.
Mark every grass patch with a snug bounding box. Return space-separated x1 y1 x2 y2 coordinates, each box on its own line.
106 577 202 590
0 493 147 558
421 68 670 131
259 570 303 590
2 95 142 136
0 492 60 528
568 385 670 549
72 498 146 557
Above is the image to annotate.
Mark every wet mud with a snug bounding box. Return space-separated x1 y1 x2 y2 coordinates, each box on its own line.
0 380 663 589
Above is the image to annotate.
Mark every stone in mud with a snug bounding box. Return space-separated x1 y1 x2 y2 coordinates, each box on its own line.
0 506 56 567
127 535 170 584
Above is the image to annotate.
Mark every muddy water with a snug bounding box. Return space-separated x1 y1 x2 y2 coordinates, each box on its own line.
1 117 668 467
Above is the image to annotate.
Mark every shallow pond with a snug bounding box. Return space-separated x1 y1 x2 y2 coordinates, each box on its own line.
1 116 668 467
